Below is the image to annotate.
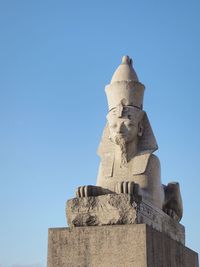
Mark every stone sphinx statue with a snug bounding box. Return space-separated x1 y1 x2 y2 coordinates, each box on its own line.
48 56 199 267
76 55 183 222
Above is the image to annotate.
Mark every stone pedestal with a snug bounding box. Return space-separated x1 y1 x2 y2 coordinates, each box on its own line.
47 224 199 267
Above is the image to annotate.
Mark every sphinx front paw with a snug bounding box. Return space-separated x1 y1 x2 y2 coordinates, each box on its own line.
115 181 135 194
76 185 108 198
76 185 94 197
115 181 142 202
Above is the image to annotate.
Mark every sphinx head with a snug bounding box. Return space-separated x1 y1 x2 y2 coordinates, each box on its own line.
98 56 158 163
107 103 144 148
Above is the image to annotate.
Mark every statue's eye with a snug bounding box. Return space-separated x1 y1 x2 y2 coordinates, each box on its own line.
126 122 135 128
110 124 117 128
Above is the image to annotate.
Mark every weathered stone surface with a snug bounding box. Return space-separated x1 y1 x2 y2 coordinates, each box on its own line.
66 194 185 245
47 224 199 267
67 193 138 227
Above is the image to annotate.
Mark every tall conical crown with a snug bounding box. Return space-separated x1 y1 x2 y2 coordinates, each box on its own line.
111 55 139 83
105 56 145 111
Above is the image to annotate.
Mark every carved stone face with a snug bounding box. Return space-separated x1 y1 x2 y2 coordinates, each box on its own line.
107 106 143 145
107 115 138 144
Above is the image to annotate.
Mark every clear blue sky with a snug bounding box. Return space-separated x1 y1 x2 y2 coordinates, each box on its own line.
0 1 200 266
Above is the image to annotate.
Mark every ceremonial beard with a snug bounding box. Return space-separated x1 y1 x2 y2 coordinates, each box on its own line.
114 135 128 167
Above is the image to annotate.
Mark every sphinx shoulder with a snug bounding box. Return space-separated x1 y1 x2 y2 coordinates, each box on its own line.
147 154 160 168
133 153 160 175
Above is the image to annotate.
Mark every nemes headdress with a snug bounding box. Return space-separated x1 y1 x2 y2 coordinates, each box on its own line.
98 56 158 157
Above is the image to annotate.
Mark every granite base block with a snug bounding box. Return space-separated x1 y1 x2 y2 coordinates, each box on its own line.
47 224 199 267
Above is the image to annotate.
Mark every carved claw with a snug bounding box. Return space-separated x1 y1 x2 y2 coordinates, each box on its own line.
115 181 135 194
76 185 113 198
115 181 142 202
76 185 93 197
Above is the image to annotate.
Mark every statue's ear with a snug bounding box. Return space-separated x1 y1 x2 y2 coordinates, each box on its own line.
138 122 143 137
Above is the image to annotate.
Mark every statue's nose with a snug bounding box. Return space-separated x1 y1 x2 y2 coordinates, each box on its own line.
116 122 124 133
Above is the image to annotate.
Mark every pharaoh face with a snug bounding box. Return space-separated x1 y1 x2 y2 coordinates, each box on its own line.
107 106 143 145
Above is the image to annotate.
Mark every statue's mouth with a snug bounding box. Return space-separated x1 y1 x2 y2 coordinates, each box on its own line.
115 133 126 139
